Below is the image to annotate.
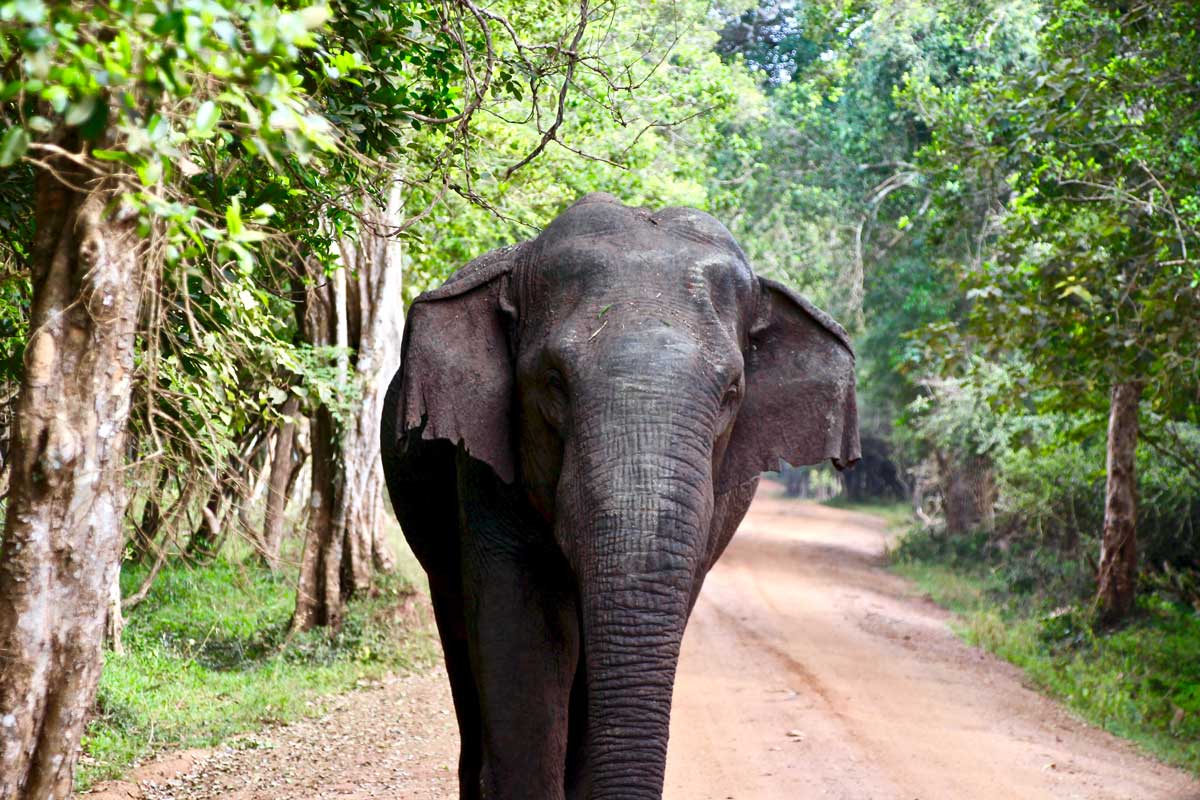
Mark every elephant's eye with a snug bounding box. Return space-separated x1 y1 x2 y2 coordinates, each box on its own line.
721 379 742 408
544 368 567 398
542 369 568 425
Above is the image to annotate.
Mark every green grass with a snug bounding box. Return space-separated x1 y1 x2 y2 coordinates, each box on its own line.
892 529 1200 776
78 544 438 790
820 495 915 530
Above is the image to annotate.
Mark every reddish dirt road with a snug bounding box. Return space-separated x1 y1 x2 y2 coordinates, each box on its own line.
665 487 1199 800
93 487 1199 800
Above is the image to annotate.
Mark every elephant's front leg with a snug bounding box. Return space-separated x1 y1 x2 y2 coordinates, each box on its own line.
458 458 580 800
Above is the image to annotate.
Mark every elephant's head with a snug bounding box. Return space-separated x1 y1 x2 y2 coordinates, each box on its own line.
393 192 858 797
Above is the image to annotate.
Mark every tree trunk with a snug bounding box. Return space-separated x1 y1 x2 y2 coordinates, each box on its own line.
187 428 266 561
0 159 148 798
292 187 404 628
937 450 995 535
105 571 125 657
336 188 404 595
292 249 347 632
291 404 344 632
187 483 229 560
261 395 300 568
127 472 168 563
235 432 272 547
1096 380 1142 624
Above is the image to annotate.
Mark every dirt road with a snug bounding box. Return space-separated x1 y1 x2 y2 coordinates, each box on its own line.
94 487 1199 800
664 487 1198 800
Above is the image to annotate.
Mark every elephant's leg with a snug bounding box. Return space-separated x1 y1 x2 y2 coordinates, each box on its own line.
457 458 579 800
387 439 481 797
427 578 483 800
467 552 578 799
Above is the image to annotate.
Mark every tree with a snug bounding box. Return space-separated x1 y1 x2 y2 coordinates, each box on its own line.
915 0 1200 621
0 0 334 789
0 0 475 789
0 144 149 799
709 0 1041 428
290 189 406 629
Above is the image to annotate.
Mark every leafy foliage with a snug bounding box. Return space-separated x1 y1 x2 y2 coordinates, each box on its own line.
915 0 1200 421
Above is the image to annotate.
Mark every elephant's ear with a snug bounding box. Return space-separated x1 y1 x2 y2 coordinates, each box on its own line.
393 244 521 482
718 277 861 493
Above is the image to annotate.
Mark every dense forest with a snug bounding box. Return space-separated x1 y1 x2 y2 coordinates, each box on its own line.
0 0 1197 796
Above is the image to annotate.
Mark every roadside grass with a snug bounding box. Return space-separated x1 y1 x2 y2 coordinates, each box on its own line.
891 528 1200 776
820 495 914 530
79 536 438 790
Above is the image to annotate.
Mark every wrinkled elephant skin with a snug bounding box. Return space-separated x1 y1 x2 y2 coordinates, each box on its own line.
380 192 860 800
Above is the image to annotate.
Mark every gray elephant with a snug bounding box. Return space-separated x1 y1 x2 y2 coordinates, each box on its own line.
381 193 859 800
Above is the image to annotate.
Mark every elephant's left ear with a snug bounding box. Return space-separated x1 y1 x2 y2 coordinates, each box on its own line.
718 277 861 493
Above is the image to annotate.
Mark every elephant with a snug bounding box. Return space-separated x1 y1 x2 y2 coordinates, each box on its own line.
380 192 859 800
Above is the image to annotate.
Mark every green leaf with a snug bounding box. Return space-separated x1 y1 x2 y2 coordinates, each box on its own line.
1058 285 1095 303
0 126 30 167
41 85 69 113
63 96 96 127
225 197 243 236
192 101 220 138
92 148 137 165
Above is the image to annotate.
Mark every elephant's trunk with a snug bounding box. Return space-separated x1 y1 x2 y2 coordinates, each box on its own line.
564 397 715 799
578 558 692 799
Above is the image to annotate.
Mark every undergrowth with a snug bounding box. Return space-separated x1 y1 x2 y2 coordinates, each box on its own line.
78 553 437 790
891 527 1200 775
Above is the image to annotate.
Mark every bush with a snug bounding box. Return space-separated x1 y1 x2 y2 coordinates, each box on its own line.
991 426 1199 603
994 437 1105 552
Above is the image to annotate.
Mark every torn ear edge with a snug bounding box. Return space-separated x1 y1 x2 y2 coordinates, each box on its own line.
395 243 522 483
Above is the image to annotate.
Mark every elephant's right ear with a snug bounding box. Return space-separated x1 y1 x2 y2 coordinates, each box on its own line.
718 277 860 492
393 244 521 482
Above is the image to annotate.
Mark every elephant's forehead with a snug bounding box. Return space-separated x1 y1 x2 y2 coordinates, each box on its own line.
527 233 753 302
528 198 753 294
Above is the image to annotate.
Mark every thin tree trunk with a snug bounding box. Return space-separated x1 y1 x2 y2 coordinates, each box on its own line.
188 484 228 560
128 471 169 562
937 450 994 535
105 571 125 656
236 432 272 546
0 159 148 798
285 418 310 512
291 406 344 631
1096 380 1142 624
187 428 265 561
337 187 404 593
261 395 300 568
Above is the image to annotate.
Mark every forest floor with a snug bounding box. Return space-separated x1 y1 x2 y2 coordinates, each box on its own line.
89 486 1200 800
